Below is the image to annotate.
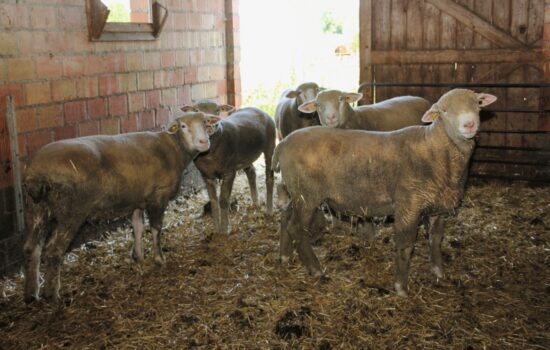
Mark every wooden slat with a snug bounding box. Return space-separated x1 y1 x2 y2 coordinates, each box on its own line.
510 0 529 44
104 22 153 33
371 48 542 64
425 0 526 48
372 0 391 50
440 12 457 49
492 0 510 33
526 0 544 45
473 0 492 49
405 0 423 49
423 2 440 49
359 0 373 104
6 96 25 232
390 0 405 50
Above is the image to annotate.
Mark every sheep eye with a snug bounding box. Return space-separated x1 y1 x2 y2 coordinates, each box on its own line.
181 123 188 129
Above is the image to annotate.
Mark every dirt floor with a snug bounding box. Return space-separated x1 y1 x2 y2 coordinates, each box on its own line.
0 164 549 349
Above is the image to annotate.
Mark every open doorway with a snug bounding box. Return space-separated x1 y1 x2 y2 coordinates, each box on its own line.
239 0 360 116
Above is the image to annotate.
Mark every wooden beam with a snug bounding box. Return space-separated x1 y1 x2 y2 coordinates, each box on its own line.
371 49 542 64
6 96 25 233
425 0 526 49
359 0 373 104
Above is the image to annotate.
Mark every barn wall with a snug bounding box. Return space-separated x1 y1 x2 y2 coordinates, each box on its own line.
359 0 549 182
0 0 241 275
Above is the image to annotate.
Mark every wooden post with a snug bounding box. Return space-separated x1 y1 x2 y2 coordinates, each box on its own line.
359 0 373 104
6 96 25 233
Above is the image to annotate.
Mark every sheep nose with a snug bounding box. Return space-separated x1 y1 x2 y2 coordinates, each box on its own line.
198 138 209 145
463 121 474 129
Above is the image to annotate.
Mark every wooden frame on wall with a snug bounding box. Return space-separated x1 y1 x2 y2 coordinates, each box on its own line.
85 0 169 41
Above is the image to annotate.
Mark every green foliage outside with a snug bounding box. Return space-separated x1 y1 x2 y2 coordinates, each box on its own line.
321 11 343 34
242 72 298 118
107 3 130 22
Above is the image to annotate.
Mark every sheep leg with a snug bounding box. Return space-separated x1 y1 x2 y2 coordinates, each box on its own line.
356 220 376 244
288 203 322 277
219 172 236 234
148 206 166 266
264 151 274 215
22 205 48 303
131 209 145 263
42 221 81 302
428 215 445 279
393 209 420 297
205 179 221 232
278 204 293 263
243 165 258 207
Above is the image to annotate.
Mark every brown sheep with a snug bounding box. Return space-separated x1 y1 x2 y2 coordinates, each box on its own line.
194 107 276 234
273 89 497 297
274 82 322 140
22 112 217 303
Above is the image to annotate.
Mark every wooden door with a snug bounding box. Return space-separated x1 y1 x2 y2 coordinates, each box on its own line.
359 0 549 182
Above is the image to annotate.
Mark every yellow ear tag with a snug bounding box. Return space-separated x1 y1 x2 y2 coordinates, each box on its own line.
168 124 178 133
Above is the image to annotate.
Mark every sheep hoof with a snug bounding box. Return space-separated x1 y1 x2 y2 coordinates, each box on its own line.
310 268 323 278
154 255 166 266
279 255 290 264
431 266 444 279
394 282 408 297
24 294 39 304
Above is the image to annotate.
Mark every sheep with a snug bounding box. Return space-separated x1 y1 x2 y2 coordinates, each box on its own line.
287 90 432 242
181 99 235 116
22 112 218 303
272 89 497 297
193 107 276 234
298 89 430 130
274 82 322 140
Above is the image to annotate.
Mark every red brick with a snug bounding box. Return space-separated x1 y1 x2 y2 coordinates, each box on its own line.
126 52 144 71
131 12 149 23
145 90 161 109
63 56 86 77
138 71 154 90
100 118 120 135
156 108 170 127
0 84 26 109
143 52 161 70
161 51 176 68
120 113 138 133
37 105 63 129
52 79 76 101
88 98 108 119
19 32 70 54
26 130 53 154
161 88 177 106
128 92 145 113
217 80 227 96
16 108 37 133
75 77 98 98
64 100 87 124
173 13 188 31
118 73 137 93
59 6 84 30
35 56 63 79
138 110 155 130
0 33 17 55
176 85 191 105
185 66 197 84
154 71 165 88
99 75 118 96
108 95 128 116
71 31 93 53
30 6 56 29
26 82 50 105
7 58 35 81
17 134 27 157
79 120 99 137
0 4 29 30
84 55 104 76
54 125 77 140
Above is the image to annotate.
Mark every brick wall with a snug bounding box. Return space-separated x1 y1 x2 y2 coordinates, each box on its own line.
0 0 241 275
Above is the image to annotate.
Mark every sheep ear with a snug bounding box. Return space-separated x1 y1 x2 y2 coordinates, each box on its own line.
298 100 318 113
166 121 179 134
421 105 440 123
286 90 300 99
219 104 235 113
476 93 497 107
181 105 198 113
344 92 363 104
204 115 222 125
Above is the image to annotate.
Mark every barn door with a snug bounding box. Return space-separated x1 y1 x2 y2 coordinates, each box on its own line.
359 0 549 182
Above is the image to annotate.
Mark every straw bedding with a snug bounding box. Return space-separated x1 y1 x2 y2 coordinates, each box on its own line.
0 166 548 349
